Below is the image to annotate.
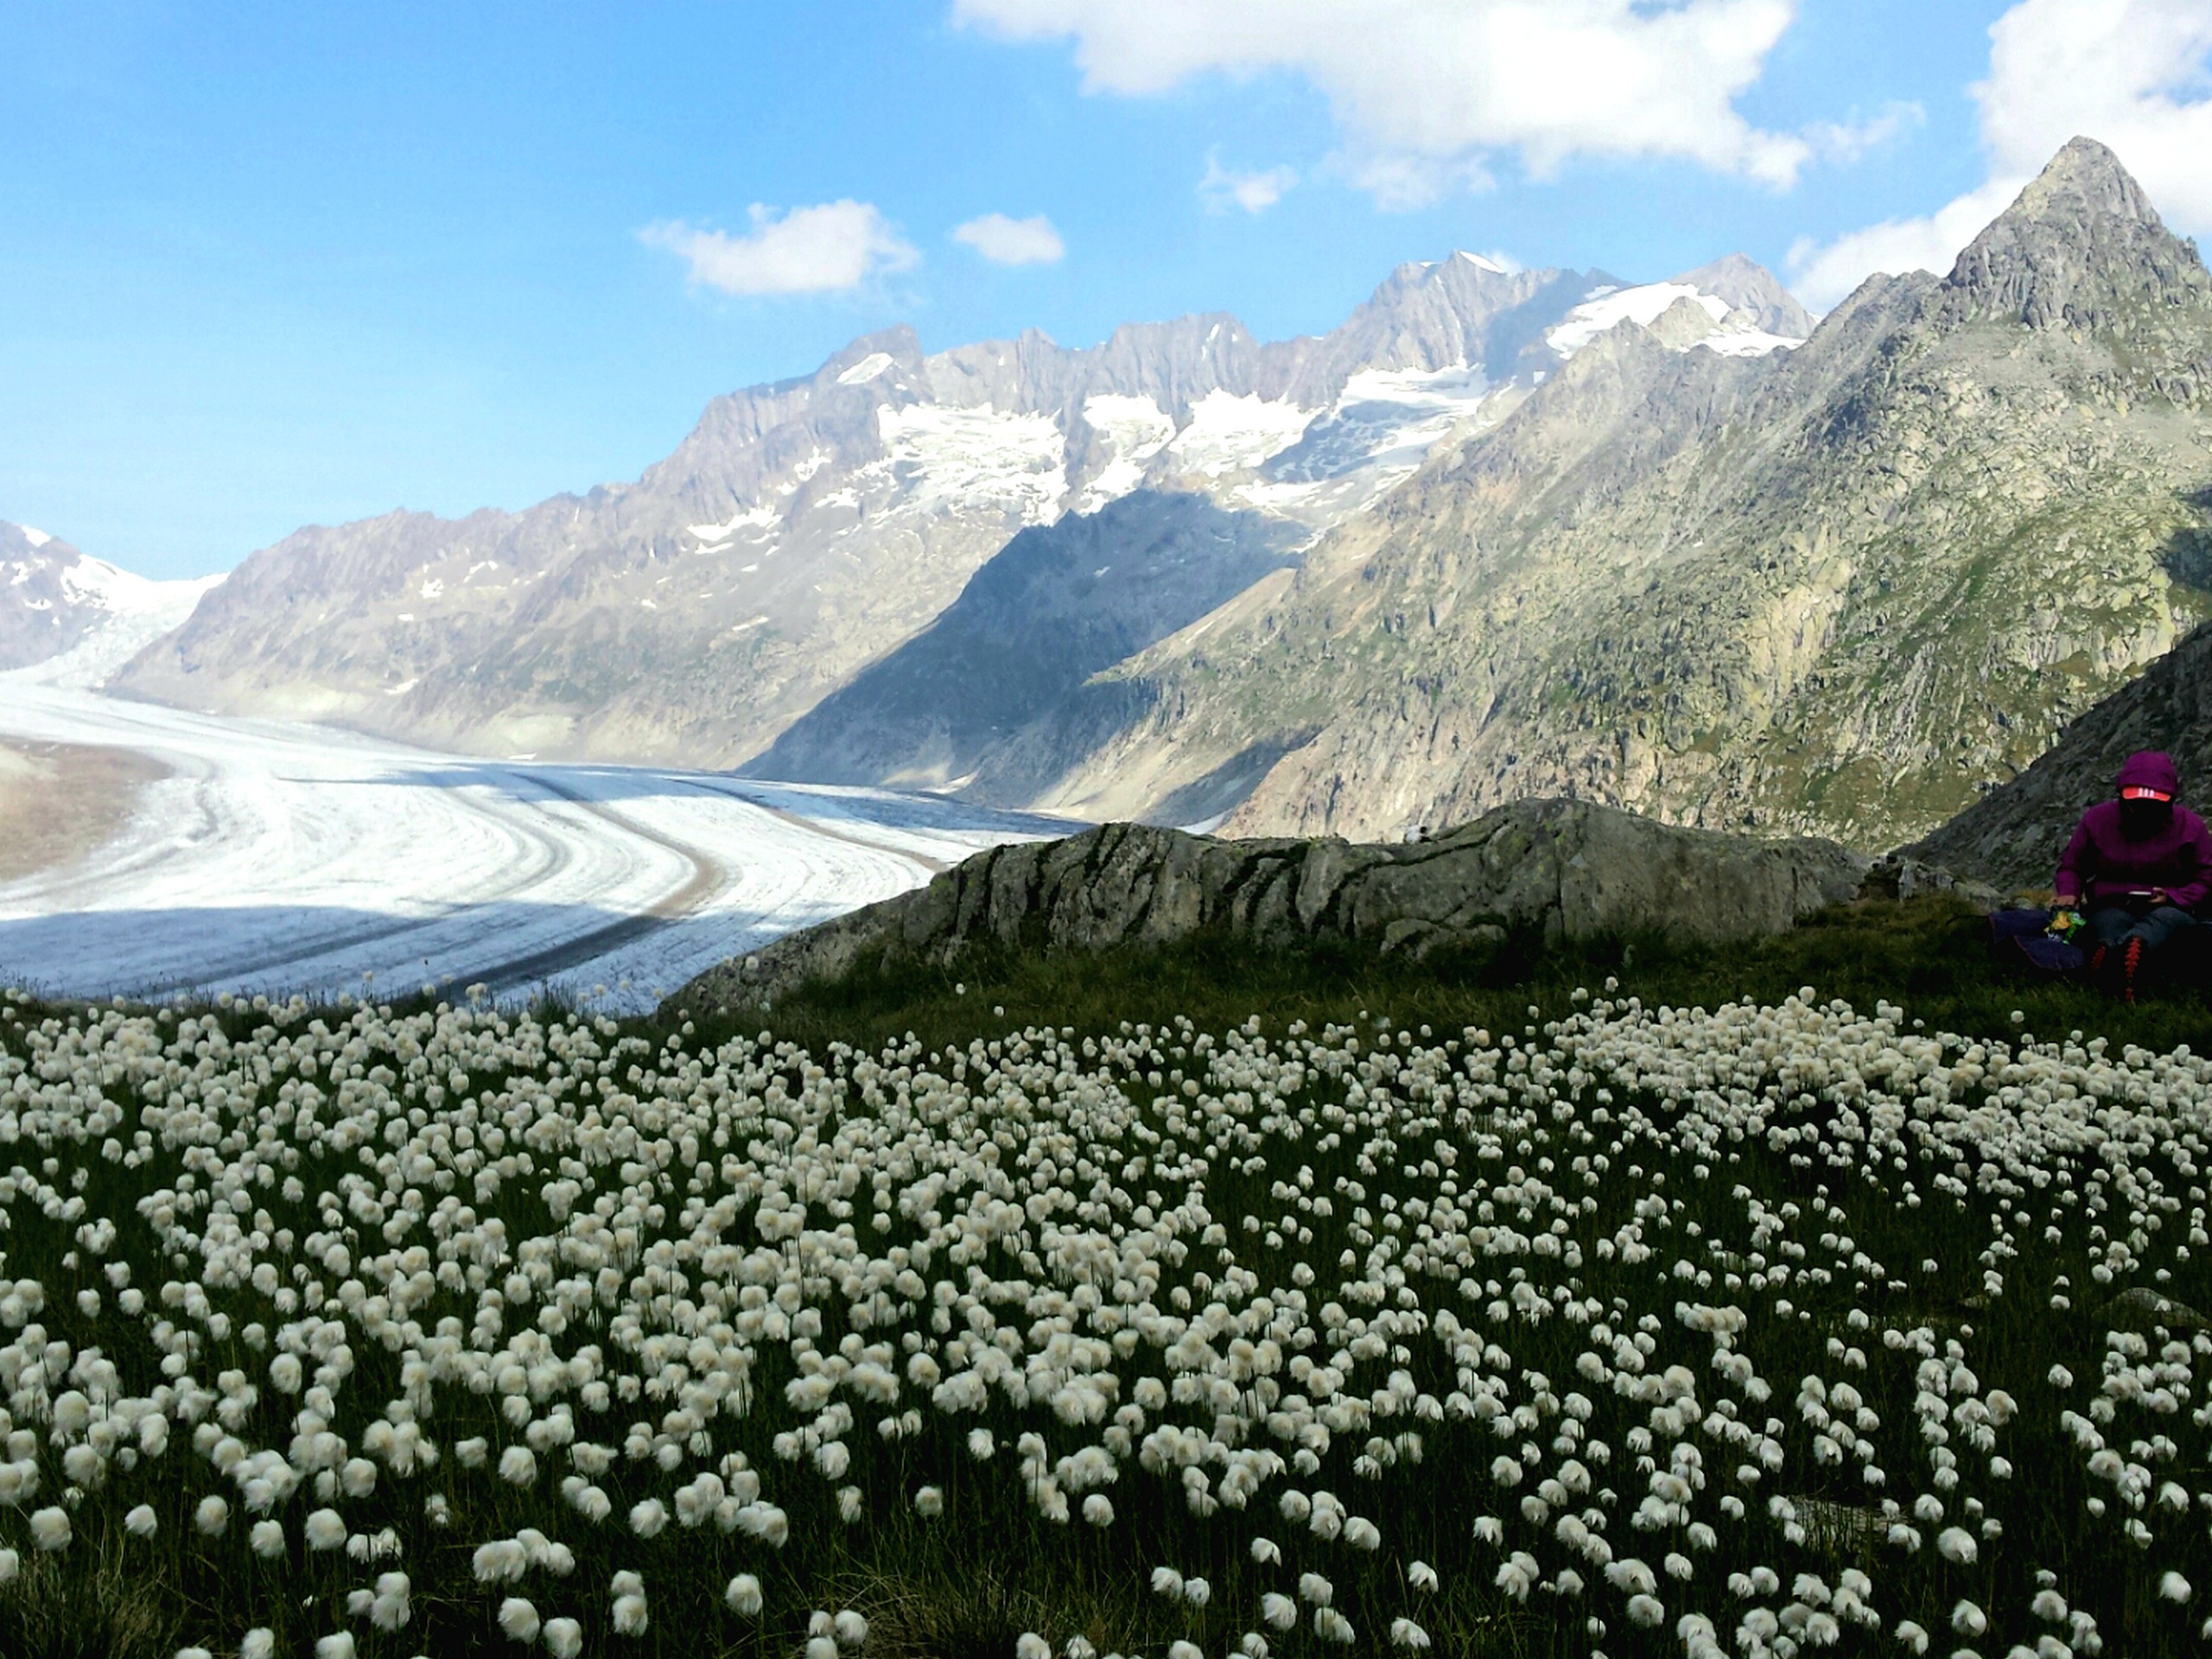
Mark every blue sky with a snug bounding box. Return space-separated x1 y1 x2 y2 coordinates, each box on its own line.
5 0 2211 580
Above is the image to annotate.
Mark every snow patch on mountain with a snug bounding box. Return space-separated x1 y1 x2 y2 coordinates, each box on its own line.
836 352 899 385
1546 280 1805 359
18 526 50 549
1166 391 1314 480
11 566 224 689
688 502 781 546
873 403 1067 520
1243 363 1503 518
1078 393 1178 510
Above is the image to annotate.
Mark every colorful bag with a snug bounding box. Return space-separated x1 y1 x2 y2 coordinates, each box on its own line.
1988 907 2083 976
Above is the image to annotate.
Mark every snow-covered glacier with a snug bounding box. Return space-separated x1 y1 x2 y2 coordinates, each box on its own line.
0 677 1060 1013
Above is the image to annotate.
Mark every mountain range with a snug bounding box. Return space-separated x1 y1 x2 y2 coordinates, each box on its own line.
12 137 2212 860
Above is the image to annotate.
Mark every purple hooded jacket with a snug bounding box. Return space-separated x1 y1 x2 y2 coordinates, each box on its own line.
2055 751 2212 910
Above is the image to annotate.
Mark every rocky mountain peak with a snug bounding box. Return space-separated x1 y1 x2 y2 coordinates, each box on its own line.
1673 253 1816 338
1942 136 2212 332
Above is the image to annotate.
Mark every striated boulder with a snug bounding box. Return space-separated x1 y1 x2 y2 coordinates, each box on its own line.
670 798 1869 1011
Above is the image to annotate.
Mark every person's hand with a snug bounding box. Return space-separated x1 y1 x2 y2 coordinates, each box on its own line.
2049 908 2082 936
2152 887 2171 906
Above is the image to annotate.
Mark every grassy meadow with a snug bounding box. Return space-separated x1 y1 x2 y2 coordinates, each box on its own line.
3 896 2212 1658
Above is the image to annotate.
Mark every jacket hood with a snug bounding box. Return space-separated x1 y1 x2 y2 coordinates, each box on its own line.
2117 750 2182 798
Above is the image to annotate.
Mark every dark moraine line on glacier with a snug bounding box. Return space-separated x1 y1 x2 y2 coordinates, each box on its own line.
463 774 729 995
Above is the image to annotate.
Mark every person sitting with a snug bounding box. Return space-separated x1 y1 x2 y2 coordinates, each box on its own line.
2051 750 2212 1001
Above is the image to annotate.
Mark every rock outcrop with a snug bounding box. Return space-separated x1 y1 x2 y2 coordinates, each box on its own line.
668 798 1869 1012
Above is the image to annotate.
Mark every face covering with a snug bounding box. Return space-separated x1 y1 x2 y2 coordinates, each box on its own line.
2120 797 2175 838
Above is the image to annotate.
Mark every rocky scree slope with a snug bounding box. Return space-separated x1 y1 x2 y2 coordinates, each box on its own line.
1910 616 2212 891
102 254 1802 767
671 799 1869 1013
1017 139 2212 852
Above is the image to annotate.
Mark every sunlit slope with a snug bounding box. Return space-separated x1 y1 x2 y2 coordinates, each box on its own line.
1049 138 2212 849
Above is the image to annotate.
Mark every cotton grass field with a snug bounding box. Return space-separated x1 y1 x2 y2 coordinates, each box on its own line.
6 906 2212 1657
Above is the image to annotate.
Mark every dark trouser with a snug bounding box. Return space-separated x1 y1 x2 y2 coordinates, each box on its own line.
2088 905 2196 954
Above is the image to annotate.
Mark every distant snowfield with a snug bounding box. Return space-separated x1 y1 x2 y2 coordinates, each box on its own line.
0 678 1065 1013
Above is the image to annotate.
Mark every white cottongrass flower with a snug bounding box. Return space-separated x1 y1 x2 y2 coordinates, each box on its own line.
727 1573 764 1614
1313 1607 1356 1644
499 1446 537 1487
474 1539 528 1583
1083 1493 1114 1526
1936 1527 1978 1564
611 1569 648 1635
1184 1578 1211 1609
1167 1644 1203 1659
914 1485 944 1518
836 1611 868 1648
1389 1620 1432 1650
250 1519 284 1559
1407 1560 1437 1591
369 1572 410 1633
1299 1573 1334 1606
1261 1592 1297 1631
2161 1572 2194 1604
30 1508 71 1552
125 1504 157 1538
1251 1535 1281 1566
1015 1637 1050 1659
0 1550 18 1585
499 1598 541 1643
543 1620 583 1659
629 1497 668 1538
241 1631 276 1659
1893 1621 1929 1655
1952 1600 1988 1637
1152 1567 1185 1599
315 1637 355 1659
1626 1594 1665 1629
194 1496 229 1536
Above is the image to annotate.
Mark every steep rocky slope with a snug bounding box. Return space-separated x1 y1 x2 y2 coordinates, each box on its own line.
1018 139 2212 850
113 253 1793 766
0 523 218 678
1910 619 2212 891
742 490 1299 791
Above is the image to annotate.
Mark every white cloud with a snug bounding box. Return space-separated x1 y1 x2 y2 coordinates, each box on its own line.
1802 100 1924 166
954 0 1818 200
1198 153 1300 214
640 200 918 296
951 212 1067 265
1789 0 2212 310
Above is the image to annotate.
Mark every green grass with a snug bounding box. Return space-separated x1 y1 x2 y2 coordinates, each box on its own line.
673 895 2212 1060
5 898 2212 1658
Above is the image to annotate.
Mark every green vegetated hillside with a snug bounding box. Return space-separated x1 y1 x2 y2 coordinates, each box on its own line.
1027 139 2212 852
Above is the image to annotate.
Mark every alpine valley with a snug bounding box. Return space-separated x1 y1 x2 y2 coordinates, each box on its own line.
20 137 2212 855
